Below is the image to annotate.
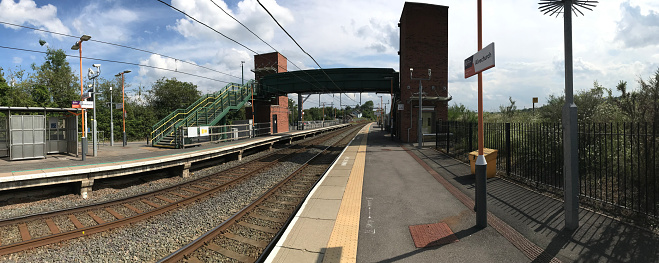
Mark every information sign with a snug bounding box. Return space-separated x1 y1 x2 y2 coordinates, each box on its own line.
188 127 198 137
464 42 495 78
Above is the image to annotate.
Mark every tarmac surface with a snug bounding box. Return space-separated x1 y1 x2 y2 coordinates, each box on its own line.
270 124 658 263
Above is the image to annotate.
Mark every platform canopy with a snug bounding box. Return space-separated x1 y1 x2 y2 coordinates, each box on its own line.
259 68 399 96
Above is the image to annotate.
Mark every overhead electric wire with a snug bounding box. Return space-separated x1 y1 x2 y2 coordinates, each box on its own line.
256 0 359 105
0 20 240 79
207 0 328 93
0 45 231 84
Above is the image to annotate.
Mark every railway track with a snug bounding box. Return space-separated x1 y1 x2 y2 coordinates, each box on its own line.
160 123 364 262
0 125 355 257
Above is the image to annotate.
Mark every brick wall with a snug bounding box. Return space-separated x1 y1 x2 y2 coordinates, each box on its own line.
398 3 449 142
252 52 289 134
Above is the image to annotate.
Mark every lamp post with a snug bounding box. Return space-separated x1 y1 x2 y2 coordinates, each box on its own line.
71 34 91 160
88 64 101 156
110 86 114 146
241 61 245 86
410 68 431 148
538 0 597 231
115 70 131 147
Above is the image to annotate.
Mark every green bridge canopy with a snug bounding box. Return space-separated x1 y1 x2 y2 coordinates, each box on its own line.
259 68 399 96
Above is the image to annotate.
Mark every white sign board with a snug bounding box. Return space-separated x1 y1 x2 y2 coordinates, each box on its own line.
187 127 198 137
464 42 495 79
398 104 404 111
80 101 94 109
200 126 209 136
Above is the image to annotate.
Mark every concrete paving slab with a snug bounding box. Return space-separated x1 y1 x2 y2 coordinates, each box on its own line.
320 175 350 186
311 185 346 200
280 217 336 253
270 247 323 263
299 199 342 220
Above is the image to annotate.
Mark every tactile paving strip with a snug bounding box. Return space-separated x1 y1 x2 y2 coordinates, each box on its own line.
409 222 458 248
323 124 370 263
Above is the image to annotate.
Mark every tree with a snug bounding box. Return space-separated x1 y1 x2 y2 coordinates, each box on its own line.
30 48 78 108
448 103 477 122
638 68 659 123
147 77 201 120
360 100 376 120
0 68 9 106
288 98 298 125
499 96 517 118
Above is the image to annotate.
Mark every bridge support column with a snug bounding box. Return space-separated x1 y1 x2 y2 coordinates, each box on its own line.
79 178 94 199
181 162 193 178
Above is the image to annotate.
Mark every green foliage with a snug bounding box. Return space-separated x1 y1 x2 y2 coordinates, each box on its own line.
360 101 376 120
499 96 517 118
448 103 477 122
29 48 78 108
147 77 201 120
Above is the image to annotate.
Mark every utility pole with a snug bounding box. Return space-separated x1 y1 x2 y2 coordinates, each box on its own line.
410 68 431 148
110 86 114 146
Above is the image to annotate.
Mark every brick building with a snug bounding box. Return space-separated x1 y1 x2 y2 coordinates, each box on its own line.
396 2 450 143
251 52 289 134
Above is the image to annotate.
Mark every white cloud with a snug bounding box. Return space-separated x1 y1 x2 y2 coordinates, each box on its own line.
0 0 70 39
12 57 22 64
71 2 140 44
615 1 659 48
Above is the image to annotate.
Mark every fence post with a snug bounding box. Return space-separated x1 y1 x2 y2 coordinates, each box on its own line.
506 123 511 177
468 123 473 151
446 122 450 154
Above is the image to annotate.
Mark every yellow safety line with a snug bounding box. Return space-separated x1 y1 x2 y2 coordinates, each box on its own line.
323 123 371 263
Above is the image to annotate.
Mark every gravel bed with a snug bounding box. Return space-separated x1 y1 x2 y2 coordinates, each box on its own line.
262 201 295 211
73 212 97 227
244 216 283 229
111 205 136 218
52 215 75 232
0 225 21 245
93 209 117 223
129 201 152 213
0 127 357 262
190 247 239 263
0 145 274 221
213 236 261 258
26 219 50 239
255 208 287 220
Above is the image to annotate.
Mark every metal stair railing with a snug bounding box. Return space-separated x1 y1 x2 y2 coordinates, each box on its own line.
152 81 255 147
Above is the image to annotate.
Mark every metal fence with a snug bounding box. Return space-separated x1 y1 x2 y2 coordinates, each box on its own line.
436 121 659 219
292 120 341 131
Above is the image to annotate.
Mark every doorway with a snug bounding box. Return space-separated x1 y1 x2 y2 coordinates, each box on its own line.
272 114 278 134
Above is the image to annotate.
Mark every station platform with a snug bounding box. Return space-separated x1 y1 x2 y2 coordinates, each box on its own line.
267 123 659 263
0 125 348 197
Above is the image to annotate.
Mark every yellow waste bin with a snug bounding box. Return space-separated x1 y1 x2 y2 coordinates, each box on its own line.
469 148 498 178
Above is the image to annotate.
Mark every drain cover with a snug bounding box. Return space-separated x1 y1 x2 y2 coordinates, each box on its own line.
409 222 458 248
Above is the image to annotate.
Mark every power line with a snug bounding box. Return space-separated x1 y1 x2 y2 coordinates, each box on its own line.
256 0 358 105
0 45 232 84
0 20 241 80
207 0 328 93
156 0 258 54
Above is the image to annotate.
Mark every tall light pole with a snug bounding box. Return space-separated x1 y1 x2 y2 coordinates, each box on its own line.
88 64 101 156
410 68 431 148
115 70 131 147
539 0 597 231
71 35 91 160
110 86 114 146
241 61 245 86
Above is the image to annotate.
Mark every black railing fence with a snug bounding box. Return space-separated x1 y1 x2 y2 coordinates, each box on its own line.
436 121 658 219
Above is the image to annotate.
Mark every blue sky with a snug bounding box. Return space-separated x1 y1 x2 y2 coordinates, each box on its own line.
1 0 658 111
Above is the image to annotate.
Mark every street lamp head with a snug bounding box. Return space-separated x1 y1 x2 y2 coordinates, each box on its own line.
114 73 121 77
538 0 597 17
123 70 131 74
92 64 101 68
80 35 91 41
71 41 80 50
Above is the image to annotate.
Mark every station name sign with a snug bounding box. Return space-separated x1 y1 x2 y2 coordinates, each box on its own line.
464 42 495 79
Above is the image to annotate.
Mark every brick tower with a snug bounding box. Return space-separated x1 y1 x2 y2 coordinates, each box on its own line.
397 2 450 143
252 52 289 134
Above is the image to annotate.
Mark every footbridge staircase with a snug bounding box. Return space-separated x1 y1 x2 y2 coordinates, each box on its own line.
150 81 254 148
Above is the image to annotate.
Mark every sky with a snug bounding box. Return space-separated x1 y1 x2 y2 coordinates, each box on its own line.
0 0 658 111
